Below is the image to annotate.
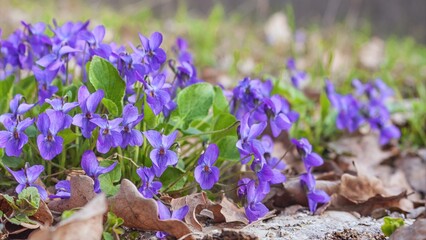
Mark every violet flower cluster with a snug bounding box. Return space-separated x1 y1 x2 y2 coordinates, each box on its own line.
1 20 326 224
230 77 298 222
326 79 400 145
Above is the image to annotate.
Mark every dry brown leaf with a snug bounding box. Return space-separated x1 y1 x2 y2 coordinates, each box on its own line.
389 219 426 240
328 134 398 174
108 179 194 240
33 201 53 226
328 173 411 216
48 175 96 212
29 194 107 240
171 192 207 230
267 178 340 209
397 155 426 194
171 192 247 231
220 197 248 224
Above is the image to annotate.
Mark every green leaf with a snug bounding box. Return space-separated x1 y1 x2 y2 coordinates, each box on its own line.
143 95 156 129
16 187 40 216
99 160 121 196
25 125 38 138
1 155 25 169
0 75 14 97
177 83 214 127
216 135 240 161
61 209 77 220
102 232 114 240
104 212 125 238
381 216 404 237
160 167 187 192
16 75 36 101
89 56 126 114
0 75 14 113
211 113 237 141
58 129 79 145
213 86 229 115
0 149 3 159
102 98 119 117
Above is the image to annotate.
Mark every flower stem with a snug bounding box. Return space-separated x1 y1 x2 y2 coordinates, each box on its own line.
179 121 240 141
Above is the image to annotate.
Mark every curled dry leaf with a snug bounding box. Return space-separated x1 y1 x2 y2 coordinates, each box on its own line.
220 197 248 224
32 201 53 226
108 179 194 240
171 192 208 230
29 194 107 240
389 219 426 240
171 192 248 231
329 174 411 216
328 134 398 174
48 175 96 212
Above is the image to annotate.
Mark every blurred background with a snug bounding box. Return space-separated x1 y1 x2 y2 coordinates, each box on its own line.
1 0 426 91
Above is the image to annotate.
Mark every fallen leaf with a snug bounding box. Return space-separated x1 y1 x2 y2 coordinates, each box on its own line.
0 192 53 238
32 201 53 226
266 178 340 209
327 134 398 175
171 192 208 230
48 175 96 212
220 197 248 224
108 179 194 240
29 193 107 240
171 192 248 231
389 219 426 240
329 174 411 216
397 154 426 194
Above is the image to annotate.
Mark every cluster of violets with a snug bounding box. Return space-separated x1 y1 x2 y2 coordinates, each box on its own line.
325 79 400 145
0 20 331 228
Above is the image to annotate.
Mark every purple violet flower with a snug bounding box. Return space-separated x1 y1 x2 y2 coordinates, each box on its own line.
194 144 220 190
175 61 200 88
91 117 123 154
244 180 268 223
287 58 307 88
0 94 34 123
81 150 118 193
49 180 71 199
300 172 330 213
236 113 266 164
45 98 78 129
144 130 178 177
33 67 58 104
36 44 78 72
0 117 33 157
173 37 193 63
143 74 172 115
136 32 167 71
79 25 112 59
72 86 104 138
120 104 144 148
36 112 66 160
292 138 323 172
156 200 189 239
237 178 252 198
137 167 162 198
379 124 401 145
266 95 299 137
5 163 47 200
